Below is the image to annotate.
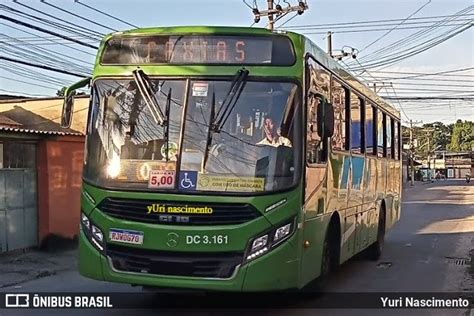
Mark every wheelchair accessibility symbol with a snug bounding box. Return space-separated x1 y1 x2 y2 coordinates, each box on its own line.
179 171 198 191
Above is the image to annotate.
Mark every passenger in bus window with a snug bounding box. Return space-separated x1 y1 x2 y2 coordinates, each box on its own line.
257 116 292 148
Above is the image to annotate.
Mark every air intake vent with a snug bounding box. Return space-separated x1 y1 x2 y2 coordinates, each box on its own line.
98 197 262 225
107 243 242 278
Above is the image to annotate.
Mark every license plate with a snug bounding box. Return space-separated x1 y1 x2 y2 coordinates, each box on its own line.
109 229 144 245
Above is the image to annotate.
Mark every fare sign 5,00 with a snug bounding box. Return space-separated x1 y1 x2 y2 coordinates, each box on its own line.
148 170 176 189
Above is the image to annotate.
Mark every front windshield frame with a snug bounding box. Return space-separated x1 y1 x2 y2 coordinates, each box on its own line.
83 75 303 196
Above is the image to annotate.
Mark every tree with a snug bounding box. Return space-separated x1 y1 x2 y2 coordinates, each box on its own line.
448 120 474 152
56 87 67 97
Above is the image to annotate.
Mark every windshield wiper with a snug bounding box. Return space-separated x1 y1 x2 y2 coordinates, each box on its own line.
132 69 166 126
202 92 216 170
202 68 249 170
163 87 172 161
211 68 249 133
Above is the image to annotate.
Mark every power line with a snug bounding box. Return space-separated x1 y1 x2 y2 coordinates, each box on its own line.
352 6 473 67
0 75 60 90
360 0 432 53
350 22 473 71
0 88 50 97
382 96 474 100
11 1 104 38
74 0 139 28
302 23 469 35
0 31 94 67
365 67 474 79
283 13 474 28
1 4 102 40
0 14 99 49
41 0 118 32
0 56 88 77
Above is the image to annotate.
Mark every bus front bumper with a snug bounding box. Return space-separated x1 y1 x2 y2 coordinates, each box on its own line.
79 229 300 292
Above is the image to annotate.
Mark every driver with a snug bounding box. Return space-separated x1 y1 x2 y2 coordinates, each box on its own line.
257 116 292 148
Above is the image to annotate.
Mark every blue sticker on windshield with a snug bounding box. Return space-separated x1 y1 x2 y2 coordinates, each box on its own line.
179 171 198 191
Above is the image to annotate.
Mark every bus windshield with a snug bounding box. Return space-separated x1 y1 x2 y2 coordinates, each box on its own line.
84 78 301 194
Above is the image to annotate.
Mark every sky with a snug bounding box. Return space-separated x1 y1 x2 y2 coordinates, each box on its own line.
0 0 473 124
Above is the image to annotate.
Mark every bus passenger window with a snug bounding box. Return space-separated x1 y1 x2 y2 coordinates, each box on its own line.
377 110 385 157
331 80 346 151
351 93 362 153
366 104 376 155
387 116 392 158
306 94 325 164
396 121 401 160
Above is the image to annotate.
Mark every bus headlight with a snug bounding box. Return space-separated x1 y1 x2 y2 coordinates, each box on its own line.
81 213 90 231
81 212 104 252
245 218 296 263
274 222 292 242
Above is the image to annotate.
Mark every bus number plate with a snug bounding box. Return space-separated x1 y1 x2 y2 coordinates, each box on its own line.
110 229 144 245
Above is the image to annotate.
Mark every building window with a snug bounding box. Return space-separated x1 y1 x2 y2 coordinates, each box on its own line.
0 141 36 169
331 80 348 151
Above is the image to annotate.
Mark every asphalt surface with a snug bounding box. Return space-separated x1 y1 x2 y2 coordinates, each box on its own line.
1 180 473 315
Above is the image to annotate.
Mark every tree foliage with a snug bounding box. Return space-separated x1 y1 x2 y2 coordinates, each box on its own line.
402 120 473 158
448 120 474 152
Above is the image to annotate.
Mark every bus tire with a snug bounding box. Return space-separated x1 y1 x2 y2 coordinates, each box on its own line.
305 219 340 292
366 207 385 261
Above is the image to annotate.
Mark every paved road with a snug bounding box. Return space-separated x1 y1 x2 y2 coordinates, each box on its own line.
1 180 473 315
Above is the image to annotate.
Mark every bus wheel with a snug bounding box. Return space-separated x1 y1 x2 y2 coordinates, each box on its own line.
366 208 385 261
306 229 337 292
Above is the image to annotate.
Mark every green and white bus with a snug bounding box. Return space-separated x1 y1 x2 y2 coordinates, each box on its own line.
62 26 402 291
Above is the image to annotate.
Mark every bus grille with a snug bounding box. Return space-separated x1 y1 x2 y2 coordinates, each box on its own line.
106 243 242 279
98 197 262 225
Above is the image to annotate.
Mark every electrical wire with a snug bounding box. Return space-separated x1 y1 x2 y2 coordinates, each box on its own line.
359 0 432 53
11 1 104 37
282 13 474 29
0 23 96 57
41 0 118 32
0 14 99 49
74 0 139 28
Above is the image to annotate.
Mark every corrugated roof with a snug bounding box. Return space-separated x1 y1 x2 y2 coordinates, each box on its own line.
0 126 83 136
0 115 22 127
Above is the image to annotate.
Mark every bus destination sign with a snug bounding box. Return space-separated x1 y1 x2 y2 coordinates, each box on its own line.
101 35 295 65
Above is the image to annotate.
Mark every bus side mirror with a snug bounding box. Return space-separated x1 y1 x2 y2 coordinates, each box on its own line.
61 77 91 128
324 102 334 138
61 93 74 128
317 99 334 139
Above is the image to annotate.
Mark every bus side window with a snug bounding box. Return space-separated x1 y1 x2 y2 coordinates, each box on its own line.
377 110 385 157
306 94 327 164
331 80 347 151
396 121 401 160
366 103 376 156
387 116 392 159
350 92 363 154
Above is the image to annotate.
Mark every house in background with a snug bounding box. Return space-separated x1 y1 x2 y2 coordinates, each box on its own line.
0 96 89 253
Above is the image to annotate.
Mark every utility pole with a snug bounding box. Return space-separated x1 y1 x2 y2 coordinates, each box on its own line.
410 120 415 186
250 1 308 31
327 31 333 57
267 0 274 32
407 119 423 186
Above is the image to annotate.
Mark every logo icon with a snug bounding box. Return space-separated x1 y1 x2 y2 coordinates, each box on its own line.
5 294 30 308
166 232 179 248
179 171 198 191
